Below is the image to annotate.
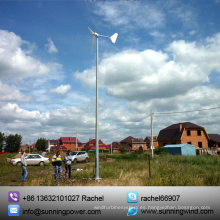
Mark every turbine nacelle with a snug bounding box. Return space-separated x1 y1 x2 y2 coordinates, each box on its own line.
88 26 118 53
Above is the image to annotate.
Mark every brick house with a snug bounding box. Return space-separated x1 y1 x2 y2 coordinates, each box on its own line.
20 144 30 152
120 136 147 151
157 122 209 149
111 142 120 153
82 139 111 153
46 139 59 150
59 137 82 151
50 145 68 151
144 136 158 149
208 134 220 151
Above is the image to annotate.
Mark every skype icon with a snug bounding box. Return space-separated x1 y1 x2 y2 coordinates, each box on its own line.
127 192 138 203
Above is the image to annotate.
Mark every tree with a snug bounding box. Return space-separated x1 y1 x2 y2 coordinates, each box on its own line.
5 134 22 153
137 146 144 154
0 132 5 152
119 146 128 154
36 138 47 151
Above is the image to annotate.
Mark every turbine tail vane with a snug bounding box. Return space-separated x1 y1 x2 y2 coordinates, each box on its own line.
110 33 118 43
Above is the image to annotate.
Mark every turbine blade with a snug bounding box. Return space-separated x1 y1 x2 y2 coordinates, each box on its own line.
95 19 102 32
110 33 118 43
88 27 93 35
91 36 95 54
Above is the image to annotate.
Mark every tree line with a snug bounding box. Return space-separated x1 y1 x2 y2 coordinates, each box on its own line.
0 132 47 153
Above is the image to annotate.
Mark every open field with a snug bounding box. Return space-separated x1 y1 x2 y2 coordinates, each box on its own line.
0 152 219 186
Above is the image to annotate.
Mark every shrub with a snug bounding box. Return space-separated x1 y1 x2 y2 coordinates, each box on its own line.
143 152 151 157
154 147 168 155
119 146 128 154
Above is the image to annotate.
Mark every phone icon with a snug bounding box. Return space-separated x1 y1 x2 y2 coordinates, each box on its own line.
127 192 138 203
8 191 20 203
8 205 20 216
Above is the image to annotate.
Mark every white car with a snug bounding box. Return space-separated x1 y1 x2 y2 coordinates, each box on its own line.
70 151 89 163
10 154 50 166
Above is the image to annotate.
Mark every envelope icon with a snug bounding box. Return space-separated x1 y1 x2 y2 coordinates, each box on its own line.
8 205 19 216
10 208 18 213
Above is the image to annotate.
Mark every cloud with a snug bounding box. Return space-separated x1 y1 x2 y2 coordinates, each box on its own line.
75 33 220 101
0 102 97 143
0 30 50 78
93 2 165 30
45 38 58 54
0 103 41 123
50 84 71 96
167 33 220 73
0 81 31 102
149 31 165 38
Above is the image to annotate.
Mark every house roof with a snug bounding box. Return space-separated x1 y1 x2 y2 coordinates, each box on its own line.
86 139 104 145
145 136 157 142
165 122 203 130
163 144 195 148
157 122 206 142
112 142 121 147
120 136 135 143
104 145 111 149
60 137 81 144
120 136 145 143
83 139 107 149
208 134 220 143
133 138 145 143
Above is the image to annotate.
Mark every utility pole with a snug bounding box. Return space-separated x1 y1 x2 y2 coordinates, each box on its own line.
150 110 154 158
48 139 50 153
76 129 78 151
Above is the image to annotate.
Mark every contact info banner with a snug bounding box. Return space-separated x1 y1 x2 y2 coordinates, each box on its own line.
1 186 219 219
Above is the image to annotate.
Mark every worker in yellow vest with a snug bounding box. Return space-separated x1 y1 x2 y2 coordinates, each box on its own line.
52 151 63 180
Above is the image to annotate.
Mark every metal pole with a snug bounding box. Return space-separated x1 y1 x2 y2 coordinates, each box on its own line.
95 36 99 179
151 110 154 158
48 139 50 153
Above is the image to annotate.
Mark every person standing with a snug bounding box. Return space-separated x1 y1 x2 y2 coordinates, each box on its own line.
20 151 27 182
52 151 62 180
63 150 72 179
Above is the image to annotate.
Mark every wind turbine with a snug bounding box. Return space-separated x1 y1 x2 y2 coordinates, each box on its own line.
88 24 118 180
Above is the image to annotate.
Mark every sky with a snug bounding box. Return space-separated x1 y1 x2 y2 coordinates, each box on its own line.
0 0 220 145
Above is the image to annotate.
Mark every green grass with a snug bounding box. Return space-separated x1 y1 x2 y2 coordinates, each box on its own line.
0 152 219 186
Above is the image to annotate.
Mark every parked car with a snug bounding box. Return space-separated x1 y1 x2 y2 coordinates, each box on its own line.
70 151 89 163
10 154 50 166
